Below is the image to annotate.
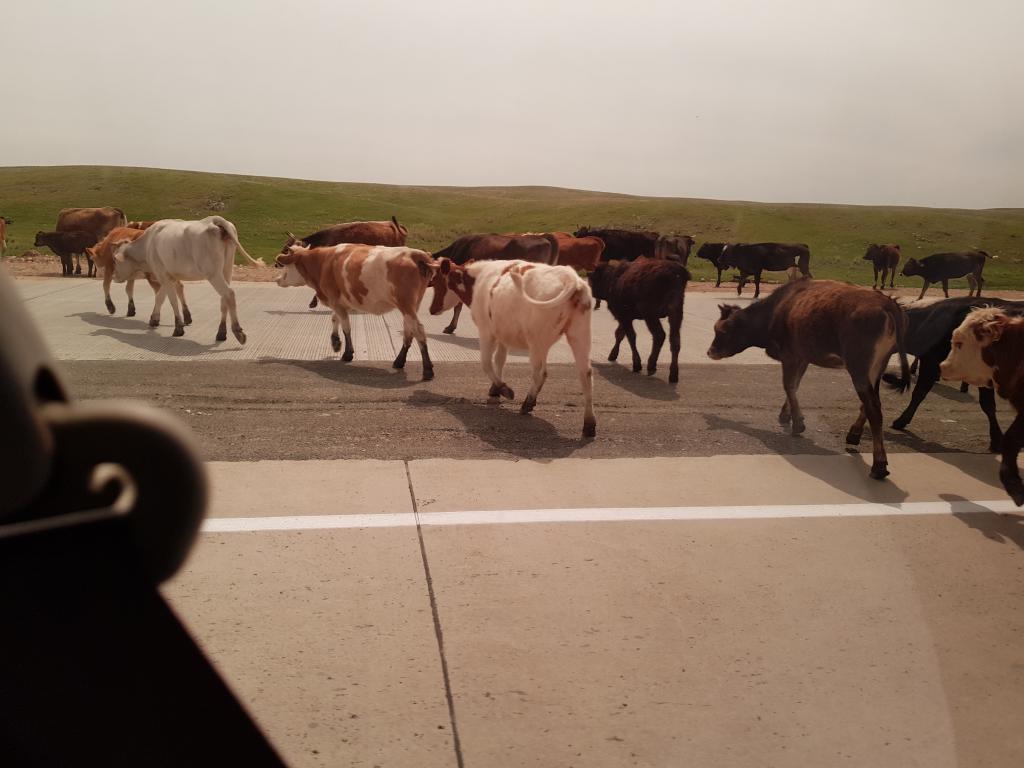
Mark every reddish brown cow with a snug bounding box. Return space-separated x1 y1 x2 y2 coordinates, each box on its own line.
863 244 901 289
126 220 157 230
550 232 605 271
940 308 1024 505
707 279 910 480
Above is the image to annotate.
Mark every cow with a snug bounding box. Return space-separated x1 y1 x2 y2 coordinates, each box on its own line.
34 230 99 276
431 233 559 334
277 217 408 309
0 216 9 254
656 235 695 264
110 216 262 342
573 227 659 263
126 220 157 230
863 244 901 290
87 227 192 322
882 296 1024 451
718 242 813 298
901 251 990 300
940 308 1024 506
544 232 605 272
430 259 596 436
56 207 126 239
707 279 910 480
588 259 690 383
275 243 438 380
696 242 729 287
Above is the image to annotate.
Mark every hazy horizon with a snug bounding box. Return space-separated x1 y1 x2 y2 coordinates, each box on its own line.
4 1 1022 209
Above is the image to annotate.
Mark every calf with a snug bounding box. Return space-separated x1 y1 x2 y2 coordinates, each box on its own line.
430 259 596 436
589 259 690 383
278 217 408 309
902 251 989 300
276 243 437 380
111 216 262 342
696 242 728 287
432 233 559 334
34 230 99 276
940 308 1024 505
863 244 901 289
87 227 192 322
883 296 1024 451
719 242 813 298
707 279 910 480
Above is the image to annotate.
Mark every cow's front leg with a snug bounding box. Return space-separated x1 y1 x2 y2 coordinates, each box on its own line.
335 308 354 361
917 280 930 301
412 315 434 381
941 278 950 298
978 387 1003 452
125 278 135 317
609 323 625 362
393 314 414 370
781 358 808 434
715 267 723 288
872 265 879 290
103 268 116 314
443 303 462 335
521 346 549 414
999 415 1024 506
645 316 666 376
74 252 82 275
623 320 642 373
752 270 763 299
164 279 186 337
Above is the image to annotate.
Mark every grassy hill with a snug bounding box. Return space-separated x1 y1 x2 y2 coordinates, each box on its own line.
1 165 1021 288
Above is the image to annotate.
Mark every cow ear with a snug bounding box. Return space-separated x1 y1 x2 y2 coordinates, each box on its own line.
982 316 1007 342
277 251 297 265
718 304 738 319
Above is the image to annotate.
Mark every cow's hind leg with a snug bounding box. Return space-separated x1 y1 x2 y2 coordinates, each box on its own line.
623 320 642 373
979 386 1003 452
941 278 950 298
645 316 666 377
609 322 626 362
779 358 809 434
443 303 463 335
850 368 889 480
309 294 319 309
164 279 187 337
480 334 513 400
999 415 1024 506
332 308 353 360
208 272 245 344
414 314 434 381
893 354 939 430
74 252 82 275
566 319 597 437
177 283 192 325
667 301 683 384
149 286 167 327
521 346 549 415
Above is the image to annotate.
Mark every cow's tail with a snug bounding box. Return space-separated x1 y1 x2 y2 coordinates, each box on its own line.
889 299 911 394
114 207 128 227
798 245 812 278
510 267 579 307
210 216 264 266
409 250 439 281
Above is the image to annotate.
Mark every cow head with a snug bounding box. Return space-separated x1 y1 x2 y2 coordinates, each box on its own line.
863 244 879 261
901 258 921 277
940 308 1006 387
572 225 592 238
110 240 142 282
657 235 695 264
274 246 307 287
696 243 725 264
276 232 307 259
707 304 755 360
33 231 50 248
429 258 475 314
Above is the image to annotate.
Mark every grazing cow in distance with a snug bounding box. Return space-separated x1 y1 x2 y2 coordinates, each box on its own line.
430 259 596 436
111 216 262 341
432 233 559 334
707 279 910 480
940 308 1024 505
277 216 409 309
719 242 813 298
883 296 1024 451
902 251 990 300
589 259 690 383
126 220 157 230
0 216 9 254
87 226 192 322
696 242 729 287
34 230 99 276
863 244 901 289
276 243 438 380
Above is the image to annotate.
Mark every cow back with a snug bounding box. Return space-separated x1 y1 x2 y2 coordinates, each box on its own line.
303 220 407 249
579 229 658 262
56 207 127 238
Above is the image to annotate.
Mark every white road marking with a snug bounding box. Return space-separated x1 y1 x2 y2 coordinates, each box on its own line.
202 498 1020 533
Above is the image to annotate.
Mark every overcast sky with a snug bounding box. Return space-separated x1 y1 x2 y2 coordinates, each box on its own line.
3 1 1022 208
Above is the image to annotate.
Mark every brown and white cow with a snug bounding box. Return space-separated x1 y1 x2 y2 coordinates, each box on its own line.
430 259 596 436
707 279 910 480
87 226 192 322
940 308 1024 505
276 243 438 380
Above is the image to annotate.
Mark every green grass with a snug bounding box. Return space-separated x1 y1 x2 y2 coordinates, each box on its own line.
1 165 1021 288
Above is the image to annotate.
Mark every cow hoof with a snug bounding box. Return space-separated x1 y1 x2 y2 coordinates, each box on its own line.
215 327 227 341
393 360 406 369
669 370 679 384
582 421 597 438
308 297 318 309
499 383 514 400
341 352 354 362
646 367 657 376
442 325 456 335
183 310 193 326
172 326 185 338
75 267 81 275
149 317 160 328
233 329 246 345
989 438 1002 453
892 417 909 431
127 303 136 317
960 381 969 394
845 430 863 446
791 421 806 436
105 299 116 314
870 462 890 481
422 367 434 382
521 397 536 414
632 362 642 373
778 412 791 425
330 334 341 352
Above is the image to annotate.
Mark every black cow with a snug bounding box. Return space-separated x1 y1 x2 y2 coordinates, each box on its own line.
901 251 989 300
34 230 99 276
719 242 813 298
696 242 728 287
863 244 901 290
573 227 659 262
884 296 1024 451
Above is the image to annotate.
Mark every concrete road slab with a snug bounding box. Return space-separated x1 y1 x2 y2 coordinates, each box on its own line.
14 275 766 365
163 527 454 768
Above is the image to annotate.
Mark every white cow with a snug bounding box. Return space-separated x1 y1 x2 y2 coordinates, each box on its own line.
431 258 596 437
112 216 262 342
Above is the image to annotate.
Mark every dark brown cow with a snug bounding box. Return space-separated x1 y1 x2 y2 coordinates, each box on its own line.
940 308 1024 505
902 251 990 300
34 230 99 276
719 242 813 298
863 244 901 289
707 279 910 480
656 235 695 264
589 258 690 383
278 216 409 308
696 243 729 287
432 233 559 334
573 227 659 262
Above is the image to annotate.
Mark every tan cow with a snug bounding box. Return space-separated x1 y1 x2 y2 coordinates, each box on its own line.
87 227 191 322
276 243 438 380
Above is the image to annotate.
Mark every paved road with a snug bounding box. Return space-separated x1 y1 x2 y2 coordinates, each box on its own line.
16 274 1024 767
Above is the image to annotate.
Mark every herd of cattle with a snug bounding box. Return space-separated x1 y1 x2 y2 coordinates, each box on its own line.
5 206 1022 506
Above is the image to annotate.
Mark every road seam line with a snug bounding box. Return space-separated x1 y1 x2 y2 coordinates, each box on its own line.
405 460 465 768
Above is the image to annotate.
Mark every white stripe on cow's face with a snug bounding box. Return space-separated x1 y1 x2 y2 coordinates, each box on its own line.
941 321 994 387
276 263 305 288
